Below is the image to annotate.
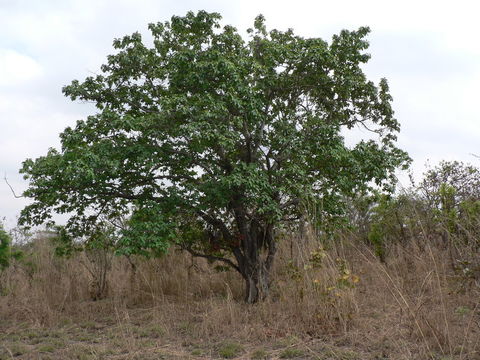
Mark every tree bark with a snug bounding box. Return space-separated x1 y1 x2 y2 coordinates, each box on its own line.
243 260 270 303
234 222 277 303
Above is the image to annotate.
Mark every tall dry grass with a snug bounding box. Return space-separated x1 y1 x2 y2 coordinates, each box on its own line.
0 227 479 359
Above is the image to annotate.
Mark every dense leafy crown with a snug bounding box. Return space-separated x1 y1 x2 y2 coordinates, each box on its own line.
20 11 409 255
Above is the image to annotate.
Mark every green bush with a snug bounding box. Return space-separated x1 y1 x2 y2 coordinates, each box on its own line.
0 222 22 271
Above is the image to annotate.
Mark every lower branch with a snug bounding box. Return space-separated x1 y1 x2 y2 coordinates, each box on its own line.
181 245 241 274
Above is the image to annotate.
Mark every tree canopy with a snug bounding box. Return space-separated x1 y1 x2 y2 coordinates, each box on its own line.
20 11 410 302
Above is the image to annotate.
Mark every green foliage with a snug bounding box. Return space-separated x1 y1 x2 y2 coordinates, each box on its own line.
218 342 243 358
50 226 83 258
279 348 304 359
454 306 471 316
118 202 173 257
0 224 11 270
250 349 269 359
0 223 22 271
368 222 385 261
309 246 327 268
459 198 480 238
19 11 409 300
420 161 480 205
351 191 412 261
365 193 409 261
50 224 117 257
347 161 480 268
437 183 458 234
419 161 480 244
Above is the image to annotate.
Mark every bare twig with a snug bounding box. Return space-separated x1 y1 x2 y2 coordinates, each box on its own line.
4 174 23 198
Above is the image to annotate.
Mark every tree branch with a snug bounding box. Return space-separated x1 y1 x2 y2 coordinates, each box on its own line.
181 245 241 274
280 197 300 209
4 175 23 198
196 210 232 240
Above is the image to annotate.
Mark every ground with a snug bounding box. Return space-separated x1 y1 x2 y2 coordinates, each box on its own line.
1 237 479 360
1 306 372 360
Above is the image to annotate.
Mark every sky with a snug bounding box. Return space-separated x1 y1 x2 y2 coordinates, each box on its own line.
1 0 479 228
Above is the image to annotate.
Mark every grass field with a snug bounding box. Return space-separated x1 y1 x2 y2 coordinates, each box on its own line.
1 309 372 359
1 231 479 359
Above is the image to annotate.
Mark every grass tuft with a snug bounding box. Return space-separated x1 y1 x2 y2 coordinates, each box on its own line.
218 341 244 358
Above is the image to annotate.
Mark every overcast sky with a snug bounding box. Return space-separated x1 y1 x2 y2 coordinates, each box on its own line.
1 0 479 227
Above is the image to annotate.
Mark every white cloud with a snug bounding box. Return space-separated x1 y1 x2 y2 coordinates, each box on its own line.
0 49 43 86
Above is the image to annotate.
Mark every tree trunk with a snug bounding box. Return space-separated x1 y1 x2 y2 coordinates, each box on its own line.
244 261 270 303
233 224 276 304
228 198 277 303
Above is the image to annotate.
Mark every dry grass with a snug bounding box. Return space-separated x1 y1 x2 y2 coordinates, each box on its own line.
1 229 479 359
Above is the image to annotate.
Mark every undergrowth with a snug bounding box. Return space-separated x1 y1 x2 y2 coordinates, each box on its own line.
0 226 479 359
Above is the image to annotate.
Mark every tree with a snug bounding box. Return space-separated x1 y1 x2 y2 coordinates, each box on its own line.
0 224 12 271
51 224 117 300
418 161 480 245
0 222 22 272
19 11 409 303
419 161 480 211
